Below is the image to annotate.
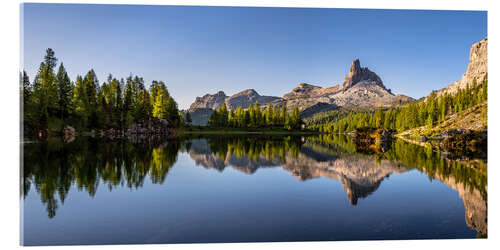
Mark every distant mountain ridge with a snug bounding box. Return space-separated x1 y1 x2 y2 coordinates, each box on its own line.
187 58 415 124
189 89 282 112
190 91 227 111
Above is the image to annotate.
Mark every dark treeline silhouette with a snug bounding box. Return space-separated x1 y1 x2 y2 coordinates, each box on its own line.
207 102 302 130
22 48 182 136
307 77 487 133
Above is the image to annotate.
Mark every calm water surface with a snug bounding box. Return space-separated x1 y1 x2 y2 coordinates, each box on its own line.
22 134 487 245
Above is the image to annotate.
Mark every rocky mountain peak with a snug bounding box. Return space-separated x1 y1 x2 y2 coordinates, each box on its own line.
283 83 322 99
435 37 487 97
463 38 487 85
215 90 226 96
350 58 362 75
296 83 318 88
188 88 283 120
226 89 281 109
343 59 384 89
189 90 228 111
234 89 259 97
189 58 415 124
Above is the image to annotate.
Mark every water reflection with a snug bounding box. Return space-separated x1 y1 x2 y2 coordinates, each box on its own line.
23 138 181 218
22 134 487 236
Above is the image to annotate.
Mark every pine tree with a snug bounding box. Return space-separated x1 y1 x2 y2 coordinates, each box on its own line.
208 108 218 127
165 96 181 127
123 77 135 127
426 114 433 128
21 71 33 124
383 107 393 129
22 70 31 106
288 107 301 130
83 69 99 128
55 63 73 120
137 89 152 120
32 49 59 127
236 106 244 128
244 108 250 127
152 95 164 119
280 102 287 125
219 103 228 127
72 75 88 127
374 107 384 128
265 103 273 125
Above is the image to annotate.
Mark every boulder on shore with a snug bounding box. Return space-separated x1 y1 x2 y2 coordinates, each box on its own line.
439 128 487 160
125 117 176 145
62 125 76 143
352 128 394 153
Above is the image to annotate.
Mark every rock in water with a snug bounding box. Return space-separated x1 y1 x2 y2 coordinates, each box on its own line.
126 117 175 145
352 128 394 153
62 125 76 143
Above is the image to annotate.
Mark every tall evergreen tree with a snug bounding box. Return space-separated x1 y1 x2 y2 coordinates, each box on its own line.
22 70 31 106
21 71 33 125
32 49 59 127
280 102 287 125
83 69 99 128
55 63 73 120
72 75 88 127
219 103 228 127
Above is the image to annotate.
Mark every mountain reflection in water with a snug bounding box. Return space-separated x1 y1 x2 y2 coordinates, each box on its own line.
23 134 487 237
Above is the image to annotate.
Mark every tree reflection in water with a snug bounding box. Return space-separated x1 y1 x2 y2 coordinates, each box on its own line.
23 137 181 218
23 134 487 236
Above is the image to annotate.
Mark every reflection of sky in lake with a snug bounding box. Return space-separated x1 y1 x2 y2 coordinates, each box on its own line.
22 137 485 245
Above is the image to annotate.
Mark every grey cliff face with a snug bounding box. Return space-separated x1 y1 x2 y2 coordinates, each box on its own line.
436 37 487 96
283 83 325 100
225 89 282 110
189 89 282 112
188 89 283 125
189 91 227 111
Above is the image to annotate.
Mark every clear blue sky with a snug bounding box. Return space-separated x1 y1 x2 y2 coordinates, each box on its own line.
22 3 487 109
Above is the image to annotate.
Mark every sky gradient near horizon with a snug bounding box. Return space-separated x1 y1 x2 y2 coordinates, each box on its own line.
22 3 487 109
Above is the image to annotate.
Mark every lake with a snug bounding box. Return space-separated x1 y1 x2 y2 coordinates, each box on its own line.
21 134 487 245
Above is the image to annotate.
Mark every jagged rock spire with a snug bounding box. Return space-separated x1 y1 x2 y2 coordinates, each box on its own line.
343 59 384 89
